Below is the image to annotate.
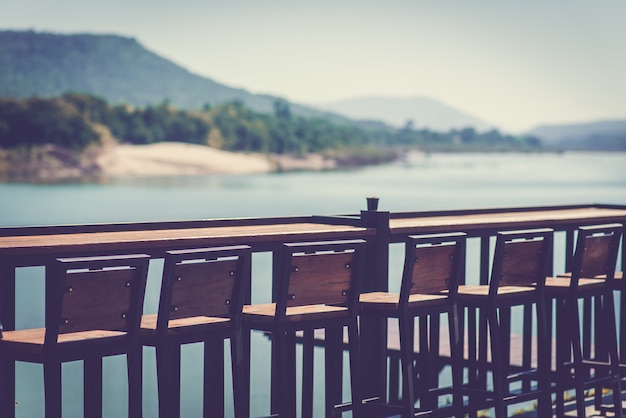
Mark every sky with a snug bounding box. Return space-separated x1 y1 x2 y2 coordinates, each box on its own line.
2 0 625 133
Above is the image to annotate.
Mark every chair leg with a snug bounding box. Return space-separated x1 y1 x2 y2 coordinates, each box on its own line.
487 306 507 418
325 325 342 417
536 299 553 417
399 315 416 417
448 306 464 418
554 297 568 418
271 329 297 418
43 359 62 418
156 343 180 418
302 329 315 418
602 291 623 417
269 331 281 416
0 354 15 418
230 329 247 418
466 306 479 418
84 354 103 418
477 308 489 390
593 296 606 411
127 344 143 418
348 317 362 417
204 338 225 418
241 326 252 418
425 314 441 410
567 297 587 417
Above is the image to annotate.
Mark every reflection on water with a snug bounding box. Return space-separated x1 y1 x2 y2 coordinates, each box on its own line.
2 152 626 417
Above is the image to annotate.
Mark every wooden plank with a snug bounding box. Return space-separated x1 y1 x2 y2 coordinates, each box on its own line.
0 223 372 257
390 207 626 235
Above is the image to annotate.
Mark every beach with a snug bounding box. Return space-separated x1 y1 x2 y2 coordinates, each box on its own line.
96 142 337 177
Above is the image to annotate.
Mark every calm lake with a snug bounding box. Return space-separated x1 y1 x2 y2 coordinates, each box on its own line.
2 151 626 417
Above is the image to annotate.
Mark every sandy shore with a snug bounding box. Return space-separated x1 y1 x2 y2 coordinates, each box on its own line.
95 142 339 177
97 142 274 176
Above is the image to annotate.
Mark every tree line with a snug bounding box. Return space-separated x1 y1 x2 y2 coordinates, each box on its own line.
0 93 543 156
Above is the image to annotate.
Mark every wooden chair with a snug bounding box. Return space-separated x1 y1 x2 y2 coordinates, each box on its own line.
545 223 623 417
457 228 553 418
140 245 251 418
359 232 466 417
242 239 366 418
0 253 149 418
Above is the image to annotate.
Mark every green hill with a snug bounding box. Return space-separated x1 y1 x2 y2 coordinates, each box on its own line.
0 30 334 119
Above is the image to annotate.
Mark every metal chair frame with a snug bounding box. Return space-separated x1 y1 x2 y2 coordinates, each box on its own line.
359 232 466 418
140 245 252 418
243 239 366 418
0 253 149 418
458 228 553 418
546 223 623 417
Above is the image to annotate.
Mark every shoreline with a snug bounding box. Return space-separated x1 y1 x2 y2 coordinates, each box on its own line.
0 142 344 182
96 142 275 176
96 142 341 177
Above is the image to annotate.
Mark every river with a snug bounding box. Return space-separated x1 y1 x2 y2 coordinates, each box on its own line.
1 151 625 417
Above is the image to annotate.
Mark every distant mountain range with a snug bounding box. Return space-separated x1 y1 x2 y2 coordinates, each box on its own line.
314 96 493 132
528 120 626 150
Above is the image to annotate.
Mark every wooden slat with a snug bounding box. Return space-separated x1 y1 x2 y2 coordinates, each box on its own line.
169 259 238 319
140 313 230 329
409 244 457 294
499 239 546 287
545 276 605 291
60 268 135 334
1 328 126 346
243 303 348 324
580 234 615 277
287 252 354 307
458 284 536 297
359 291 447 310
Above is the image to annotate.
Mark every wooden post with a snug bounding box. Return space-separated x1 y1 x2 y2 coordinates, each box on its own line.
0 262 16 418
359 198 390 404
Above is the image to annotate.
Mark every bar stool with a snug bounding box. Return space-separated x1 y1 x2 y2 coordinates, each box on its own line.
242 239 366 418
140 245 251 418
545 223 623 417
359 232 466 417
0 253 149 418
457 228 553 418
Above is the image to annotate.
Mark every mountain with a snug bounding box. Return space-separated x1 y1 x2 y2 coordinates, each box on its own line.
0 30 332 120
0 30 496 134
312 96 493 132
527 120 626 150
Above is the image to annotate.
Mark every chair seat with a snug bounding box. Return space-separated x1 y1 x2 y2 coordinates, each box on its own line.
544 276 605 295
0 328 127 354
359 291 448 311
457 284 536 300
242 303 348 324
140 313 231 336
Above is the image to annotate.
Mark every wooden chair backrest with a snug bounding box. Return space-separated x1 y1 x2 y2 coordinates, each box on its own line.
47 254 150 342
400 233 466 301
572 224 622 285
276 240 366 315
490 229 553 290
157 245 251 330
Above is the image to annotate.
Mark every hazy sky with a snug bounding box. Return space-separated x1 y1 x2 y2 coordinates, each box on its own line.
2 0 625 132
